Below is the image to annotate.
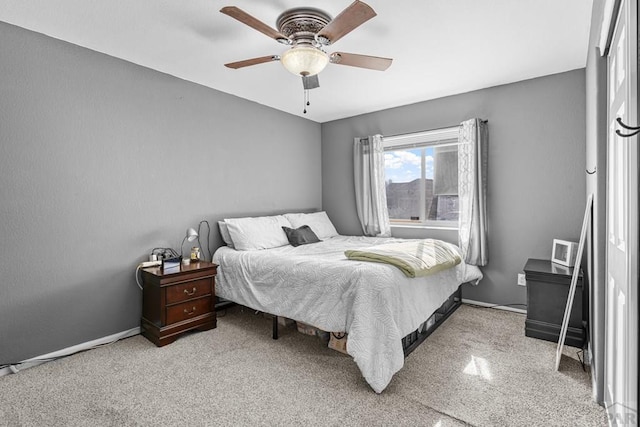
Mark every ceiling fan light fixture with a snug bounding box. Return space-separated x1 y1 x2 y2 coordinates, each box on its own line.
281 45 329 77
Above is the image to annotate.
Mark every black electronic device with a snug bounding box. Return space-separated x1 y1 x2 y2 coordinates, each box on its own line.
162 256 181 271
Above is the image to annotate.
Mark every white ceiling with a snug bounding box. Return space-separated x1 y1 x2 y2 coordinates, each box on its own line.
0 0 593 123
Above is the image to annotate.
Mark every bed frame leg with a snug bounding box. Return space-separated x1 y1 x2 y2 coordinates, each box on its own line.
272 315 278 340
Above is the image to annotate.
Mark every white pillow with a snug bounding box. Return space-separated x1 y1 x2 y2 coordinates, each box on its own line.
224 215 291 251
217 221 235 249
284 211 339 240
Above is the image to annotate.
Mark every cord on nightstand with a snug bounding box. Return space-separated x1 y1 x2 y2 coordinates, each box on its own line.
135 265 143 290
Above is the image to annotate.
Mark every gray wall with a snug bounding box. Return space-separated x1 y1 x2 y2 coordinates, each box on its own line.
321 69 587 307
0 22 321 364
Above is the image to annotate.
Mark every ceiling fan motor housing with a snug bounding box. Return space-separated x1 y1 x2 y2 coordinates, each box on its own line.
276 7 332 47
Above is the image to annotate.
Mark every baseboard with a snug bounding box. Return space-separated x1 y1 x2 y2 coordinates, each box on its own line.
0 327 140 377
462 299 527 314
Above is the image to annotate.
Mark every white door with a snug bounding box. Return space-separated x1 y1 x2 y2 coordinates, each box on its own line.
605 0 638 421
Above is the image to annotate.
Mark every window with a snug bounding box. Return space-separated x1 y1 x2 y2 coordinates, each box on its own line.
383 127 460 228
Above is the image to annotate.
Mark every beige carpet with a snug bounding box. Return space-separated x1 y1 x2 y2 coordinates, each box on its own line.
0 305 606 426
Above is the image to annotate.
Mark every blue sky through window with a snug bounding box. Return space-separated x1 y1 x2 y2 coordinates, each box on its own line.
384 147 434 183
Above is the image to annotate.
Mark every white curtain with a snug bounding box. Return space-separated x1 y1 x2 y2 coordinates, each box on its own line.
353 135 391 237
458 119 488 266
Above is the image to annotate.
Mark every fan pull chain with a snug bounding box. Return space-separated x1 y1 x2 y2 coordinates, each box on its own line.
303 89 310 114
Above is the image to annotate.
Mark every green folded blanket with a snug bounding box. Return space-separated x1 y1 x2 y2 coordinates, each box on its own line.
345 239 462 278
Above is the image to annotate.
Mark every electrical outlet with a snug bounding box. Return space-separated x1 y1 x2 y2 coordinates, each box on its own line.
517 273 526 286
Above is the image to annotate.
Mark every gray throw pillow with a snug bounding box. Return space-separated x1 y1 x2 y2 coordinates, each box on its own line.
282 225 321 247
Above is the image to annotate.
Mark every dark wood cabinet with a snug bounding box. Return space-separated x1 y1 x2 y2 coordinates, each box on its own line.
524 258 586 348
141 261 218 347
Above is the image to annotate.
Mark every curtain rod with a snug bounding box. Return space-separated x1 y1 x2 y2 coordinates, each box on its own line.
383 119 488 139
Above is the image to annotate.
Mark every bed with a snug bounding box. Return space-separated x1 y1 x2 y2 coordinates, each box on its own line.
213 212 482 393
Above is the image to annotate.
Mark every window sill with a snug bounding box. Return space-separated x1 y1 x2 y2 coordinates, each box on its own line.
390 223 458 231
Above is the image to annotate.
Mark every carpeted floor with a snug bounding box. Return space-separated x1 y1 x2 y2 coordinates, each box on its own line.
0 304 607 426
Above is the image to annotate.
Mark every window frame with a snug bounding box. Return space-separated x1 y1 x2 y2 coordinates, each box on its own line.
383 127 460 230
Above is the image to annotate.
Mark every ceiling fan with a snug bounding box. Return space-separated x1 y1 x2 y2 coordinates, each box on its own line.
220 0 393 93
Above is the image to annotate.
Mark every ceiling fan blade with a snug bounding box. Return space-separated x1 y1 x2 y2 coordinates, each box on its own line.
302 75 320 90
225 55 280 69
329 52 392 71
316 1 376 45
220 6 290 44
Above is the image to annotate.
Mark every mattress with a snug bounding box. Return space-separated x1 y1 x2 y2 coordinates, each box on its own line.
213 235 482 393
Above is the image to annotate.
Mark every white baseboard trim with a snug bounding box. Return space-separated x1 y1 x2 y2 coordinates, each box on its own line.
0 327 140 377
462 299 527 314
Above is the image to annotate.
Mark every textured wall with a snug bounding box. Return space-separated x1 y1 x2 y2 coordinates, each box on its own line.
321 69 587 307
0 22 321 364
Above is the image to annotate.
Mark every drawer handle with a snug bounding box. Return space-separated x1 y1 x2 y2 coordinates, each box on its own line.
184 287 197 296
184 306 197 315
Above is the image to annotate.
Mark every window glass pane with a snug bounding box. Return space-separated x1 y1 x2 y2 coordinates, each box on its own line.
384 145 459 223
385 148 424 221
432 145 459 221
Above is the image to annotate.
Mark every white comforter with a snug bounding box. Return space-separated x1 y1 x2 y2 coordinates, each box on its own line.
213 235 482 393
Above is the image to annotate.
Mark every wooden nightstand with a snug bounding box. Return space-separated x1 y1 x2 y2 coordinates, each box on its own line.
140 260 218 347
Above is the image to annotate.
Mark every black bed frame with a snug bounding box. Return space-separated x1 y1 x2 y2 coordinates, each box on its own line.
271 286 462 357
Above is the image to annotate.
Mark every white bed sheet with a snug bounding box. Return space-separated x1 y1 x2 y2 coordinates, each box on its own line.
213 235 482 393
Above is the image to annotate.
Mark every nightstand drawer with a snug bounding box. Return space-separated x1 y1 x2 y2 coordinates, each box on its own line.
165 278 211 304
166 297 212 324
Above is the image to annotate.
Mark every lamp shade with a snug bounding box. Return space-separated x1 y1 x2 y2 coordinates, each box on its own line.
281 45 329 76
186 228 198 242
181 227 199 258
